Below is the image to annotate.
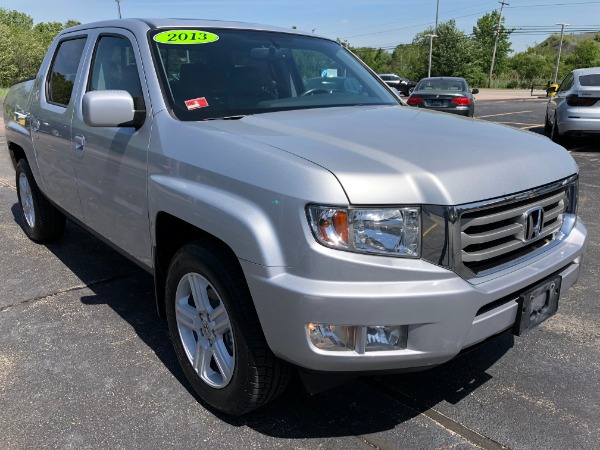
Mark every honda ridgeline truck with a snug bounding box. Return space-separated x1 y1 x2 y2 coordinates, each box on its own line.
3 19 587 415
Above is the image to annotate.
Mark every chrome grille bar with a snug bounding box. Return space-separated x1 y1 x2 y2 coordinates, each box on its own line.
458 182 572 275
420 175 579 279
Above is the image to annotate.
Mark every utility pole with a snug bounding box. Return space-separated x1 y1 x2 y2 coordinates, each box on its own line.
115 0 122 19
488 0 508 88
426 34 438 77
553 23 570 83
427 0 440 78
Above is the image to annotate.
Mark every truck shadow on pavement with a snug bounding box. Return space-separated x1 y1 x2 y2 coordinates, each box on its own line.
10 203 514 438
236 334 513 438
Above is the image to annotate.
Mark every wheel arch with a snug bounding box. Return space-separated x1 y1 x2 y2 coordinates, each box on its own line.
6 138 46 194
7 141 26 169
153 211 243 320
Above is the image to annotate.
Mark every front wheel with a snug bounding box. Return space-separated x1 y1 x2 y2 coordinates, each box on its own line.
165 242 290 415
16 159 65 242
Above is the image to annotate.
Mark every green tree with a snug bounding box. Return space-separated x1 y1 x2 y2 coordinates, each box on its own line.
472 11 513 78
0 8 33 29
565 40 600 70
508 50 554 84
0 8 80 87
350 47 392 74
390 43 427 80
0 23 19 86
414 20 475 79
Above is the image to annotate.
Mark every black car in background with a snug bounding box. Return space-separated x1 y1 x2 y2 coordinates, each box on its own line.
407 77 479 117
378 73 417 96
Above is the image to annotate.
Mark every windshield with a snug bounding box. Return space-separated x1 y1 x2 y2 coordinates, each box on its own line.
150 28 398 120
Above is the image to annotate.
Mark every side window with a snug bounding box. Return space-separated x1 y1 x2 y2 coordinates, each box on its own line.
558 74 574 93
88 35 144 109
47 38 87 106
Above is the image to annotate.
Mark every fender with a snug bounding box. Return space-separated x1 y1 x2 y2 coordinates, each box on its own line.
148 174 288 267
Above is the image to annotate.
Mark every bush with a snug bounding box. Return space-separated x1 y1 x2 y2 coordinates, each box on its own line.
0 8 79 87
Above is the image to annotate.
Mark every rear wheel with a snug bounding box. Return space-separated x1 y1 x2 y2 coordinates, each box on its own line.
550 113 565 145
165 242 290 415
544 110 552 132
16 159 65 242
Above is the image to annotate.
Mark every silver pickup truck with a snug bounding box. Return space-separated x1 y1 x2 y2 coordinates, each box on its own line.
3 19 587 415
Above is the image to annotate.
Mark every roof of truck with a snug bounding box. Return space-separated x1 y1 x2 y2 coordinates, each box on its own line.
62 18 316 38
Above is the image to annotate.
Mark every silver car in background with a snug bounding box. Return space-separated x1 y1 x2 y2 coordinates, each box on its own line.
546 67 600 141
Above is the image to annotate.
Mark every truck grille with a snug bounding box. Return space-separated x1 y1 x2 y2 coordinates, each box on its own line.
459 188 567 274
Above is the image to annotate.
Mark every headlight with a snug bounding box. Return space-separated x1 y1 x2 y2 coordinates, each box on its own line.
307 206 421 257
565 177 578 216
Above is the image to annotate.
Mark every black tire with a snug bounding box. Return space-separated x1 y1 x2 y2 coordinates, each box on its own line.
408 86 415 95
16 159 66 242
165 242 290 415
544 111 552 132
550 113 565 145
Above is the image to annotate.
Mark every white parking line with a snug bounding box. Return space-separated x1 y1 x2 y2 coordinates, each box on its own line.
519 124 544 129
490 121 538 126
0 179 16 191
478 111 532 118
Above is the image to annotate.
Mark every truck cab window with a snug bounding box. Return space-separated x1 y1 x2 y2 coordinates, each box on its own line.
47 38 87 106
88 35 145 110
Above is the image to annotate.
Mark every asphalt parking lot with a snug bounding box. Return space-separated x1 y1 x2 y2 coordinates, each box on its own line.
1 94 599 449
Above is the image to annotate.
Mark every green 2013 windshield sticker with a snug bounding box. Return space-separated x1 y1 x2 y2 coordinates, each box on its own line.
153 30 219 45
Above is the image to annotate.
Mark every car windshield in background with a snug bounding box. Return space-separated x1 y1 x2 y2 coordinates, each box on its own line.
579 74 600 86
150 28 397 120
415 79 466 91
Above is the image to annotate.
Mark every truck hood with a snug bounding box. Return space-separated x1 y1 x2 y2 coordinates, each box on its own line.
205 105 578 205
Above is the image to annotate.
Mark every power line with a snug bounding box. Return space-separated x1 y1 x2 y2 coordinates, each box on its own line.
337 9 496 40
509 1 600 8
318 2 499 36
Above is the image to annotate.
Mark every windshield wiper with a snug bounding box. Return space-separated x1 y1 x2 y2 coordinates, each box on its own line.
205 115 246 121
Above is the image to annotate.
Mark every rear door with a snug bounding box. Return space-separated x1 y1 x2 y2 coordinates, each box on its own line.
71 29 153 266
29 35 89 220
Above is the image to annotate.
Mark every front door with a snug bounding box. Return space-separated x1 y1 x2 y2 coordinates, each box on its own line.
71 30 153 266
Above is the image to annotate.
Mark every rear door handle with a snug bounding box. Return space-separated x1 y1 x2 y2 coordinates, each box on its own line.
74 134 86 155
31 119 40 138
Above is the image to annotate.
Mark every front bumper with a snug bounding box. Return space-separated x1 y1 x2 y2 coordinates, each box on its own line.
242 219 587 373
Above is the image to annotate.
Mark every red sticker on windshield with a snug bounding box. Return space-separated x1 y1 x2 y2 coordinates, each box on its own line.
185 97 209 110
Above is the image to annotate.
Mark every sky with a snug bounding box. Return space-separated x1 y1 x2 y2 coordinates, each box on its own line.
2 0 600 54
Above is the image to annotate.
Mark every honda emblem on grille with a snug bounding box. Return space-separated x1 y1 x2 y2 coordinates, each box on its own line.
522 207 544 242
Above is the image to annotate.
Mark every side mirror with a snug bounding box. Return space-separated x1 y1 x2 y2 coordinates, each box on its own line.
546 86 557 93
471 88 479 95
82 90 139 128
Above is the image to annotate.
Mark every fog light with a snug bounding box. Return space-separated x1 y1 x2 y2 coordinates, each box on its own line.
365 325 407 352
308 323 355 351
